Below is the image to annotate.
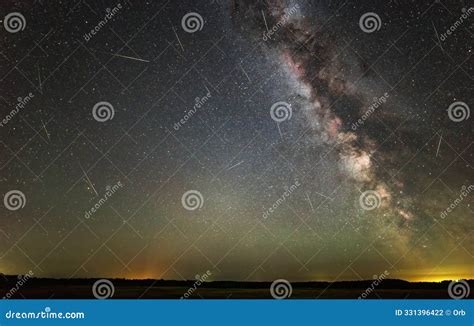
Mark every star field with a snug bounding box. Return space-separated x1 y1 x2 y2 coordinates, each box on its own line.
0 0 472 284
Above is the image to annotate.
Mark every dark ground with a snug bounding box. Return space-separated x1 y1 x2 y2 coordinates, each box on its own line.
1 276 473 299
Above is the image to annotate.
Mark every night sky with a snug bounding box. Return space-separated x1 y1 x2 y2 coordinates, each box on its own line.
0 0 472 283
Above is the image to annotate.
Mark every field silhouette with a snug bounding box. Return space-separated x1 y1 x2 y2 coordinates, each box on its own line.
1 274 472 299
